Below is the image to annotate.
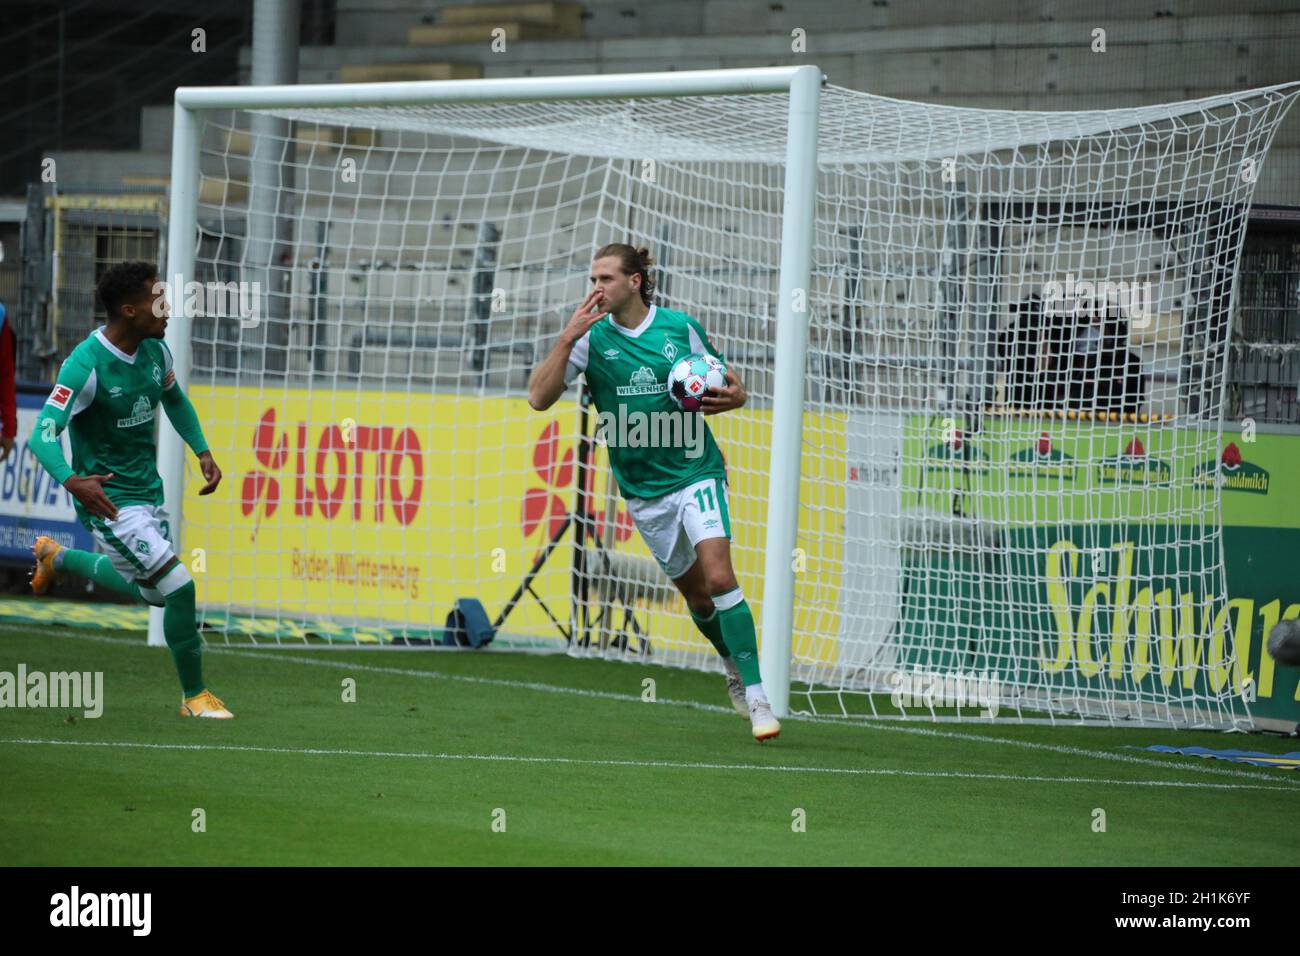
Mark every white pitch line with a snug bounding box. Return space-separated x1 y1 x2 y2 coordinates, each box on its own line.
1 737 1294 793
20 626 1300 789
814 718 1300 787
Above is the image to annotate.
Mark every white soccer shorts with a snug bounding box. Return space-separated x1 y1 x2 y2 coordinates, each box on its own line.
623 476 732 580
84 504 177 581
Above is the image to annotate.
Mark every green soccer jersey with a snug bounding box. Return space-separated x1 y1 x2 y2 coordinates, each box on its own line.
565 304 728 500
32 329 206 516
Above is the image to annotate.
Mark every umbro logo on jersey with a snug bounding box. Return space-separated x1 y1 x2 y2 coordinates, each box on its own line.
615 365 668 397
602 348 620 360
662 340 678 361
109 386 123 397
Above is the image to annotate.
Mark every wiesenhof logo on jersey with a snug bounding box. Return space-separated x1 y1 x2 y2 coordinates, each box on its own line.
117 395 155 429
615 366 668 397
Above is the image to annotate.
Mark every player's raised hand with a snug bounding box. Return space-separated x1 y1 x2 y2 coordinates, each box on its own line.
197 451 222 495
561 289 606 346
700 368 747 416
65 473 118 520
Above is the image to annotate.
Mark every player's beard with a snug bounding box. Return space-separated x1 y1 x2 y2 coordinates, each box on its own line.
145 315 169 339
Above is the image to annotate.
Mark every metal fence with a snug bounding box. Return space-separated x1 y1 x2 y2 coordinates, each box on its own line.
15 185 165 383
1229 230 1300 425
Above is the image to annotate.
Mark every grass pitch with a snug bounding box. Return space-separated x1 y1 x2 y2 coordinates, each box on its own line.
2 616 1298 866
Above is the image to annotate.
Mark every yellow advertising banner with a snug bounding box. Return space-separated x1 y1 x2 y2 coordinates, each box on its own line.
184 385 846 657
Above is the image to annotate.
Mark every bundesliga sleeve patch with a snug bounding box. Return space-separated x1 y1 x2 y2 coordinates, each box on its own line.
47 384 73 410
164 369 176 389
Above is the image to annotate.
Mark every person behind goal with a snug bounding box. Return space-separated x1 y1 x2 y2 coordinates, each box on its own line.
529 243 779 741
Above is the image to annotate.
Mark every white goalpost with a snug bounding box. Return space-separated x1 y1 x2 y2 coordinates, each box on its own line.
154 65 1297 729
151 67 821 720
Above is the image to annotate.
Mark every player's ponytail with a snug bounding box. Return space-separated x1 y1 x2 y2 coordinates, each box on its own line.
596 242 656 306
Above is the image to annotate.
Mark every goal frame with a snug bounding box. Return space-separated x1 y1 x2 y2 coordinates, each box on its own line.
153 66 823 719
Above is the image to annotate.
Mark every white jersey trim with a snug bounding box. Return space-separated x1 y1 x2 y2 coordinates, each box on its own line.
687 322 708 357
564 329 591 385
606 303 657 339
70 368 97 417
94 328 137 364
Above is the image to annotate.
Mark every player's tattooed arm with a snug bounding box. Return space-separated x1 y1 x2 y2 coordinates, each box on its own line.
700 368 747 416
528 290 603 411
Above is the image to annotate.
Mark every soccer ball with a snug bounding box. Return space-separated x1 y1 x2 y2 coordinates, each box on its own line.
1267 619 1300 667
668 352 727 412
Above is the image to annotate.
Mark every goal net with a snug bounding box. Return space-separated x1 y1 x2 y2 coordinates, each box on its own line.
164 69 1297 728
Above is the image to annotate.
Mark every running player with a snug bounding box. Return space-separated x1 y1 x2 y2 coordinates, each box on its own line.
29 260 230 718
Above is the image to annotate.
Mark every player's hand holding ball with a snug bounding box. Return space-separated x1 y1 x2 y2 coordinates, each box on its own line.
699 367 746 416
669 352 744 415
